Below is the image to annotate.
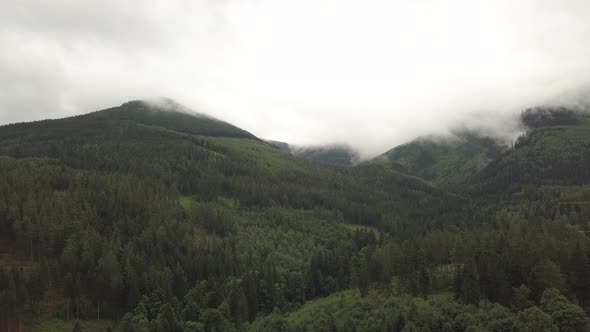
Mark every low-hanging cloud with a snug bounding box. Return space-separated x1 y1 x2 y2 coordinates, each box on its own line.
1 0 590 158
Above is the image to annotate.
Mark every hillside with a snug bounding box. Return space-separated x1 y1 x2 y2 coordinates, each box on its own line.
0 100 461 330
470 109 590 196
249 290 583 332
0 100 451 220
290 144 360 167
372 130 505 187
1 101 590 332
265 140 361 167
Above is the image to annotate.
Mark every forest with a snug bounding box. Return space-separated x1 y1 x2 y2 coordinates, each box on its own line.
1 101 590 331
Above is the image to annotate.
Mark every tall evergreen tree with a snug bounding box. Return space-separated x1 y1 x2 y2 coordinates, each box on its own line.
455 260 480 306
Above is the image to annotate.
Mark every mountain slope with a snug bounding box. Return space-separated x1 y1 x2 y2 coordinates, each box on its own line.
0 99 257 142
0 100 449 215
4 101 590 331
470 117 590 195
371 130 505 187
290 144 360 167
0 100 464 328
265 140 361 167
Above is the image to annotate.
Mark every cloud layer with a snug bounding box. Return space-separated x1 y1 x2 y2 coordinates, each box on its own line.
2 0 590 157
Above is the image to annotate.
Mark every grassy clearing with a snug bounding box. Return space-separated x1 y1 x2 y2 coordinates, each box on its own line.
344 223 380 238
179 196 193 210
285 290 364 324
209 137 314 175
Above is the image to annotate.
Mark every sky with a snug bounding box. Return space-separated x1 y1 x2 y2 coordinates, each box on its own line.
1 0 590 157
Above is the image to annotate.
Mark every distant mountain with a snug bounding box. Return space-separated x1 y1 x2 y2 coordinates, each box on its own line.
371 130 506 187
90 99 259 139
0 99 259 147
2 99 590 330
521 106 589 129
264 139 290 152
290 144 360 167
265 140 361 167
470 108 590 195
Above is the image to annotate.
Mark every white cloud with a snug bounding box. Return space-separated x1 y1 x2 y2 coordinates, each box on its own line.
1 0 590 157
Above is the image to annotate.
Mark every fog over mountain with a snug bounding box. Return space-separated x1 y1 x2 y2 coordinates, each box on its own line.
2 0 590 157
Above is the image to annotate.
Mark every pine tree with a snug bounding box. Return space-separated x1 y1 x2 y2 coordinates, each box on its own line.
529 259 565 301
242 272 258 321
455 260 480 306
511 284 533 311
359 253 370 297
569 243 590 306
348 255 360 290
234 289 249 324
418 268 430 298
151 303 182 332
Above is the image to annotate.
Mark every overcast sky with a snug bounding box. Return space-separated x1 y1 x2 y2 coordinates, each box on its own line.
2 0 590 157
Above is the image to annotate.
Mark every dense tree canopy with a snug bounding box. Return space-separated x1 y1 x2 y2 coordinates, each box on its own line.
0 101 589 331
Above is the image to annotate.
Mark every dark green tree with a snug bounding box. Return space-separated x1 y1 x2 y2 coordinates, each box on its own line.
455 260 480 306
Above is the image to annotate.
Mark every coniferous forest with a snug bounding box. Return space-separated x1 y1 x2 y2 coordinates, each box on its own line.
1 101 590 331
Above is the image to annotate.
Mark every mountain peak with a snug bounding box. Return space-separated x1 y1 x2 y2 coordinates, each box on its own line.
0 99 258 141
81 99 257 140
372 131 505 187
520 106 590 129
119 98 198 116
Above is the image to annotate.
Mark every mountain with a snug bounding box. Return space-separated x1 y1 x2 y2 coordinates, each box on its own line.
371 130 506 187
369 105 590 198
264 139 290 152
521 106 588 129
0 99 463 330
265 140 361 167
290 144 361 167
2 100 590 332
0 99 258 141
0 100 445 217
470 107 590 196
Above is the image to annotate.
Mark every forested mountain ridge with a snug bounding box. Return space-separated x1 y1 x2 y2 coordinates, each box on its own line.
371 130 506 187
520 106 590 129
0 100 452 221
0 100 461 331
289 145 360 167
1 101 590 332
469 108 590 196
0 99 258 143
264 140 361 167
369 106 590 192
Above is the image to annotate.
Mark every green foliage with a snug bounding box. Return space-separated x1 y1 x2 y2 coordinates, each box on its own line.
374 130 505 187
454 260 480 306
2 102 590 331
529 260 566 300
249 290 559 332
512 284 534 311
521 106 587 129
472 123 590 194
184 321 205 332
541 288 590 332
150 304 182 332
117 312 149 332
515 306 558 332
290 144 360 167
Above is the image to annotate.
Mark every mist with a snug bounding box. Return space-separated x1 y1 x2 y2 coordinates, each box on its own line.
2 0 590 158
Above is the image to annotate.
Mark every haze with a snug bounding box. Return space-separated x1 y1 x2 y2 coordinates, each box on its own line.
2 0 590 157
